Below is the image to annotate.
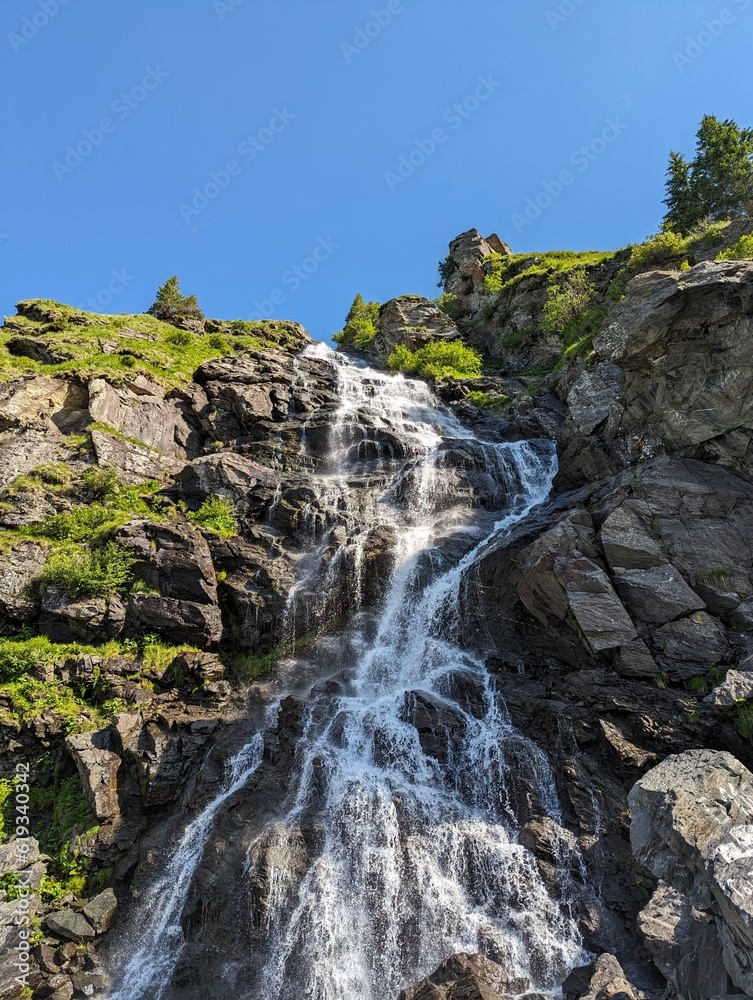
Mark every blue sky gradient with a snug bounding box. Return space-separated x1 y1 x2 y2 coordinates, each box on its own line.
1 0 751 341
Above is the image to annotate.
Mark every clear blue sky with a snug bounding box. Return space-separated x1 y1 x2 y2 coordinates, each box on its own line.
1 0 751 342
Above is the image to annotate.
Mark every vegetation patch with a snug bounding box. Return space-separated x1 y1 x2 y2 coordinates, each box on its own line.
717 233 753 260
333 294 381 349
36 542 135 599
387 340 483 380
187 495 238 538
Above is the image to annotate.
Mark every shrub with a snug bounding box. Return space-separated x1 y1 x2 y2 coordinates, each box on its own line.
166 330 193 347
437 253 457 289
387 339 483 380
435 292 464 320
541 268 595 335
37 543 134 598
188 495 238 538
27 505 117 543
717 233 753 260
80 465 120 500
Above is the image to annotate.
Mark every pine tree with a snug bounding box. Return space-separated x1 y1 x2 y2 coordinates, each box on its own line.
661 116 753 234
662 152 695 234
147 276 204 325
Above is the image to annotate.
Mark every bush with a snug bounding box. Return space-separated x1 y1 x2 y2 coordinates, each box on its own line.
717 233 753 260
387 339 483 380
27 505 117 543
37 543 134 598
435 292 464 320
541 268 595 335
188 495 238 538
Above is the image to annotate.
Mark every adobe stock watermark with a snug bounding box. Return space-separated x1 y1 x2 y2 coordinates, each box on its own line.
214 0 244 21
179 108 296 224
673 0 750 71
511 116 628 233
52 66 169 182
9 762 33 993
341 1 406 62
77 268 134 311
8 0 73 54
384 75 501 193
546 0 589 31
248 237 340 320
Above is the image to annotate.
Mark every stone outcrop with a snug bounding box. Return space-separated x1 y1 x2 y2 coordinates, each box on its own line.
629 749 753 999
399 952 529 1000
371 295 461 362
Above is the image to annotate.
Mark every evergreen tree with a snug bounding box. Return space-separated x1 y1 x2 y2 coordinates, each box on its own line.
662 151 695 234
662 116 753 234
147 276 204 325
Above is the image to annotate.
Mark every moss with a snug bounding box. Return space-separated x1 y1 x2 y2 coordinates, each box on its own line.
0 300 286 387
465 390 512 412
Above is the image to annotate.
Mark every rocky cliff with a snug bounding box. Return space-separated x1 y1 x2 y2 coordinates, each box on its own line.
2 221 753 1000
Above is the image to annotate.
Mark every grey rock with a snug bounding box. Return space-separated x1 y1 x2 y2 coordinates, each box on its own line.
629 749 753 997
612 564 705 626
44 909 96 943
566 361 622 436
705 668 753 707
652 612 731 681
0 540 47 622
399 952 527 1000
371 295 461 362
82 888 118 933
126 594 223 648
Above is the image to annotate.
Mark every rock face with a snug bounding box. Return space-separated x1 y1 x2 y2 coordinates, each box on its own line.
371 295 461 362
629 749 753 999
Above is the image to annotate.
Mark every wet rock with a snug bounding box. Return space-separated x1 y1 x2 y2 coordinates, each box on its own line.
44 909 96 943
629 749 753 997
402 690 467 767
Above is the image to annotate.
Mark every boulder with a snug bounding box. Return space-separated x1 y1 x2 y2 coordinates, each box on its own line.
612 564 705 627
83 888 118 933
44 909 96 943
116 519 218 604
172 452 278 516
399 953 528 1000
629 749 753 997
90 428 184 485
66 730 122 823
652 612 731 681
371 296 461 362
562 954 648 1000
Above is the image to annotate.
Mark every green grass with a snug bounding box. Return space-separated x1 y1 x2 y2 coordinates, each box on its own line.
0 635 123 684
187 495 238 538
387 340 483 380
482 249 615 298
465 390 512 412
0 299 297 387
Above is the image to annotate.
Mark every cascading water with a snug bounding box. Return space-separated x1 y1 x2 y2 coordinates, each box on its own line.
106 345 587 1000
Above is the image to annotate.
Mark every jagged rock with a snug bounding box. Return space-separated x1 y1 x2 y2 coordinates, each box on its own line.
172 452 278 516
705 667 753 707
399 952 528 1000
115 519 218 604
82 888 118 933
513 510 636 653
0 376 87 433
652 612 731 681
44 909 96 943
592 261 753 475
90 427 184 484
126 594 223 648
38 586 126 643
0 837 41 875
612 564 705 627
40 973 74 999
371 295 461 362
563 954 648 1000
88 376 199 458
66 730 122 823
444 228 510 303
629 749 753 997
0 539 47 622
122 715 221 807
566 362 623 436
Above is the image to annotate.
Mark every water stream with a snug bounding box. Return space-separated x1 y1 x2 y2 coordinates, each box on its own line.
106 346 586 999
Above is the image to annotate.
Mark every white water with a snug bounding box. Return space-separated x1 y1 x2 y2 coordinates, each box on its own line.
107 346 585 999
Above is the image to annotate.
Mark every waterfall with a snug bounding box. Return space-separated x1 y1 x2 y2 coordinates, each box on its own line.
106 346 586 1000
